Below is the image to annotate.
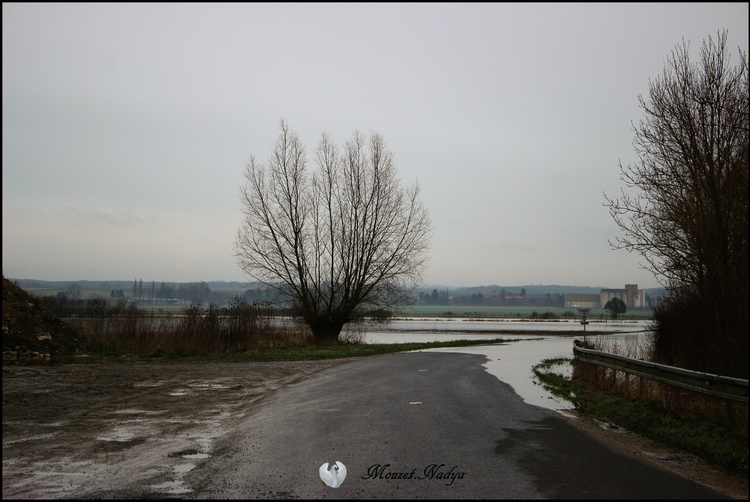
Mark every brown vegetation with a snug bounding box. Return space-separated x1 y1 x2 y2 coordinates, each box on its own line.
2 276 81 361
604 31 749 380
63 303 312 356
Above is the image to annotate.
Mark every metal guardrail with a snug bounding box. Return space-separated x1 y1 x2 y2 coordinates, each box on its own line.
573 340 748 404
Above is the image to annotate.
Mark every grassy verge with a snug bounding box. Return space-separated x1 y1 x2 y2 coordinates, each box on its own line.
65 337 523 362
533 357 748 476
209 337 527 361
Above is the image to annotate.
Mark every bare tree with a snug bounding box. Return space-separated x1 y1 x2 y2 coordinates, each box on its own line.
604 31 748 376
235 120 432 342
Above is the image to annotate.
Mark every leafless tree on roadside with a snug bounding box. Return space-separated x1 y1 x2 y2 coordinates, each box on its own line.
604 30 748 376
235 120 432 342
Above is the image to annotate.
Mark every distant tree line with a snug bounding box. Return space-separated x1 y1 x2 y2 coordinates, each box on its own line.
128 279 213 305
38 294 272 320
53 280 219 306
417 288 564 307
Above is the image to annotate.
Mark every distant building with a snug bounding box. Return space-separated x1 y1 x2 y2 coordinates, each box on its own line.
564 284 648 309
563 294 600 308
601 285 646 309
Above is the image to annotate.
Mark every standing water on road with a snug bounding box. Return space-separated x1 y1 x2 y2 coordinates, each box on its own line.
347 318 652 412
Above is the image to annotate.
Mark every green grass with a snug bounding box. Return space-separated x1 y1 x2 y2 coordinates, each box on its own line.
533 357 748 476
238 337 534 360
395 304 653 320
78 337 523 362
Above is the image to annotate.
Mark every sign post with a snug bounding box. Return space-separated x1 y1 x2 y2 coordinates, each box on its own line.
577 308 590 345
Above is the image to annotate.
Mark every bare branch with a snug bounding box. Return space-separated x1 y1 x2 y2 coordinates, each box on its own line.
234 121 432 340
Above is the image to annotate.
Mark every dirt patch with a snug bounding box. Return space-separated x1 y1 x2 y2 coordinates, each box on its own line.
2 358 346 499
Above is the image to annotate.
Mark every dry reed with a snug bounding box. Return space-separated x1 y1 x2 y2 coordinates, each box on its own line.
67 303 312 355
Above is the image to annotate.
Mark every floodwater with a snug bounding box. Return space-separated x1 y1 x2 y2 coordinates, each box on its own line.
345 317 652 412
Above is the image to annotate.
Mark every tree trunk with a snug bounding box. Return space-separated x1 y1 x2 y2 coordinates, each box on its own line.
308 318 346 344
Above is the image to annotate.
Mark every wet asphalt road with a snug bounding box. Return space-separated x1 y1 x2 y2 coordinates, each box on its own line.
185 351 727 499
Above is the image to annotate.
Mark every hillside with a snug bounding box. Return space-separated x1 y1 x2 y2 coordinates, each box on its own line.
2 276 81 358
8 278 667 298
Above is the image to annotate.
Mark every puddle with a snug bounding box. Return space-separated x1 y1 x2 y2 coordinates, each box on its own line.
149 480 193 495
133 382 164 388
149 464 198 496
96 429 136 442
42 421 67 427
173 463 196 473
113 409 166 415
188 383 230 390
595 419 630 433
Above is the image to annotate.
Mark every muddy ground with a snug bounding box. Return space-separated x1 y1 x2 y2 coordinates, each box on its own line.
2 358 346 499
2 358 748 500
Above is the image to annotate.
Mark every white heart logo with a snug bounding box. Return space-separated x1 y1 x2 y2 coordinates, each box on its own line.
319 461 347 488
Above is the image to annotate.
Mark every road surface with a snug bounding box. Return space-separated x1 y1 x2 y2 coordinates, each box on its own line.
183 351 727 499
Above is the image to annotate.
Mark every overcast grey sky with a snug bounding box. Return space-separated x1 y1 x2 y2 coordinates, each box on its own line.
3 3 748 289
